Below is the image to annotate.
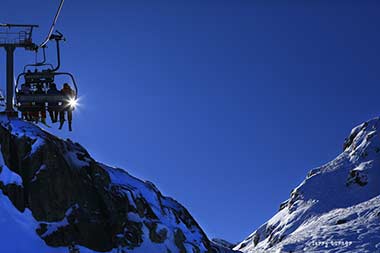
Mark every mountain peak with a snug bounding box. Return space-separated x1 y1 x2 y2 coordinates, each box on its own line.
0 116 235 253
235 118 380 253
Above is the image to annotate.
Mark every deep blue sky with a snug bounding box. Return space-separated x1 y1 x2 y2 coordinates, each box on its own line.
1 0 380 243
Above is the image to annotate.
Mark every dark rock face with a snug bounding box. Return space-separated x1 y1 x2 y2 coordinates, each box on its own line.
343 122 368 151
0 118 229 252
336 219 347 225
346 169 368 187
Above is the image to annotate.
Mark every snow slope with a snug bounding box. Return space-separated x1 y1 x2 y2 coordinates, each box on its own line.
235 118 380 253
0 192 101 253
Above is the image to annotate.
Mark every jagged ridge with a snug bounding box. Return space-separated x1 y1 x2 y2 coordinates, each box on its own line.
0 116 234 253
235 117 380 253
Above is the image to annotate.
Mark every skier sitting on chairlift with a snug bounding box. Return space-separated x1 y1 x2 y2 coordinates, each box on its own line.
59 83 75 131
34 85 47 124
47 83 60 123
19 84 32 121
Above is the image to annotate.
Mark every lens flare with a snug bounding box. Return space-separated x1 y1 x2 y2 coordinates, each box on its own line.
68 97 78 108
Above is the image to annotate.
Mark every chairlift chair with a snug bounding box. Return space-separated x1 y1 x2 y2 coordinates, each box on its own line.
14 31 78 113
15 70 78 112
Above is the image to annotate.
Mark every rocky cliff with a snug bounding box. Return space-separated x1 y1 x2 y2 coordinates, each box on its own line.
0 116 235 253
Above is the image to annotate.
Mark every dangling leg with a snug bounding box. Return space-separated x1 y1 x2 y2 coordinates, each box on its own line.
32 111 39 123
48 110 55 123
41 109 47 124
54 111 59 123
59 111 65 130
68 110 73 131
26 103 32 121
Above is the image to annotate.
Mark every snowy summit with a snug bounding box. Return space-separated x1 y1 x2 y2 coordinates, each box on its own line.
235 118 380 253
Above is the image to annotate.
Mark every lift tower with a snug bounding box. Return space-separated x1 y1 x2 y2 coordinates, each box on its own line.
0 24 38 114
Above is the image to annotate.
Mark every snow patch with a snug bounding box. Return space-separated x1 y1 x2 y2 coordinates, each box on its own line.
0 147 22 186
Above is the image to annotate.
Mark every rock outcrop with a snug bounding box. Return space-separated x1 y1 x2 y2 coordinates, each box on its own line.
0 116 236 253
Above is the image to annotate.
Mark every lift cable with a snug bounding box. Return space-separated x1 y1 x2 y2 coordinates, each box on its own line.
38 0 65 49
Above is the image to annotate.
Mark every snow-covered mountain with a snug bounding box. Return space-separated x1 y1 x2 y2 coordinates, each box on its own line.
3 114 379 253
0 116 235 253
235 118 380 253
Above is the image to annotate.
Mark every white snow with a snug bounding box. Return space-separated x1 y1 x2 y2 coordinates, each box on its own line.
103 164 209 252
0 191 124 253
0 191 66 253
0 116 91 169
235 117 380 253
0 115 46 154
31 164 47 182
0 146 22 186
40 217 69 238
64 150 91 168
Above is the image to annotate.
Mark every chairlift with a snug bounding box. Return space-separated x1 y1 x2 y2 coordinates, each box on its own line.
15 31 78 113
